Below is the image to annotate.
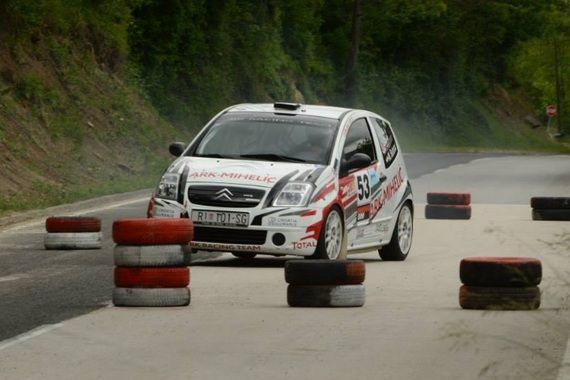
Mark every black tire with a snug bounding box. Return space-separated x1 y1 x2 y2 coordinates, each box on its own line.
460 257 542 287
425 204 471 220
531 197 570 210
379 202 413 261
113 287 191 307
310 206 347 260
44 232 102 250
231 252 257 259
532 209 570 221
285 260 365 285
427 193 471 205
459 286 540 310
114 245 192 267
287 284 365 307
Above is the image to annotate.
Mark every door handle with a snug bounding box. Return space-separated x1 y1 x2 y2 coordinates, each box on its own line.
379 174 387 184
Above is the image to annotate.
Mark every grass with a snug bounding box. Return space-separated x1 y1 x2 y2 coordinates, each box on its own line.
0 169 162 217
395 99 570 154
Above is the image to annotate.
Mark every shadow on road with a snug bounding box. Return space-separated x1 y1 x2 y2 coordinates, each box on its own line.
190 251 383 267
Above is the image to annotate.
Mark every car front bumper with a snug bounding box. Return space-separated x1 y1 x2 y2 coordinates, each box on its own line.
151 197 322 257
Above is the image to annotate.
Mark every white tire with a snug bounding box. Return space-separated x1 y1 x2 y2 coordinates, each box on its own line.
113 287 191 307
114 245 192 266
44 232 102 250
287 284 365 307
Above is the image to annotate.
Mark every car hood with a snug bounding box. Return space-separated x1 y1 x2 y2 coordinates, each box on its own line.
169 157 325 188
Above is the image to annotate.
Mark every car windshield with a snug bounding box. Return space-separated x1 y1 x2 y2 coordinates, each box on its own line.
191 112 338 164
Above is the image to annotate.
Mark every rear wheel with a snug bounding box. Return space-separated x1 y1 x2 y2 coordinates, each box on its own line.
231 252 257 259
309 206 347 260
379 202 413 261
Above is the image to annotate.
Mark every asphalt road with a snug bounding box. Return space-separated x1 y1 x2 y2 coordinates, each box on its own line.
0 153 569 380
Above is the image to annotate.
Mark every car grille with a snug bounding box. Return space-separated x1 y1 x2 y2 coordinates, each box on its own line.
194 226 267 245
188 185 265 208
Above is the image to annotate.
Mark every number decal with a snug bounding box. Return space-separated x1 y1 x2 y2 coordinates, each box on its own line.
363 175 370 198
356 173 371 201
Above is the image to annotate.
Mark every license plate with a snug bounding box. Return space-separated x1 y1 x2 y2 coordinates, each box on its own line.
191 210 249 226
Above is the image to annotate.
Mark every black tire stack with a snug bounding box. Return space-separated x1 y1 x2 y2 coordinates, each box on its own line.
112 219 194 307
459 257 541 310
531 197 570 221
285 260 365 307
425 192 471 220
44 216 102 250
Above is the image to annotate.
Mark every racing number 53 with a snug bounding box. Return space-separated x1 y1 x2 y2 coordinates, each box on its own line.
356 173 370 201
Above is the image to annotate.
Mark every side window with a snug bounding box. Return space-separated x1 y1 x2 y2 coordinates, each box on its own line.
370 118 398 168
342 118 377 162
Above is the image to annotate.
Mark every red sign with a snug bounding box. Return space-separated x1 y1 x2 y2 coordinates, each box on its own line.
547 104 557 117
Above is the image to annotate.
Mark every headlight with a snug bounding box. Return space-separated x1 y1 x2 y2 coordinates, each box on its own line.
273 182 314 207
155 173 180 200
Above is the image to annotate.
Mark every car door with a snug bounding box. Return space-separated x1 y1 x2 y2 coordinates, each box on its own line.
367 117 405 242
338 117 388 249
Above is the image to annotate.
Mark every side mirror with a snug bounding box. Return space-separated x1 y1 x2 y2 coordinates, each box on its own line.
340 153 372 177
169 142 186 157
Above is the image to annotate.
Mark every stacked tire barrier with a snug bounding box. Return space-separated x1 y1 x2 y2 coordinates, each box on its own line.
459 257 541 310
531 197 570 221
285 260 365 307
112 218 194 307
44 216 102 250
425 192 471 220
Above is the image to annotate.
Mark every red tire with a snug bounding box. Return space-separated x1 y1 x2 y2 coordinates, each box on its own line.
45 216 101 233
114 267 190 288
460 257 541 287
425 205 471 220
427 193 471 205
113 218 193 245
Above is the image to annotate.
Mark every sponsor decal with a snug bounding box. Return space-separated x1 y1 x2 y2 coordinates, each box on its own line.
356 225 375 238
357 204 370 221
293 240 317 250
382 137 398 166
368 167 379 186
267 217 298 227
188 170 277 183
340 176 356 199
376 222 390 233
369 167 404 219
190 242 262 252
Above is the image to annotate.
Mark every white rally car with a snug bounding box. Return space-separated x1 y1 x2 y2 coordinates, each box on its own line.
149 102 413 261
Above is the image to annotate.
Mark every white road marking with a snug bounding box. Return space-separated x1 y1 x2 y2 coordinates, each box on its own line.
0 323 63 351
0 274 27 283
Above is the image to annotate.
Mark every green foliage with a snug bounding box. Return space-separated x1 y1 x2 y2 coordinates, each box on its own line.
125 0 570 145
3 0 570 153
15 74 59 106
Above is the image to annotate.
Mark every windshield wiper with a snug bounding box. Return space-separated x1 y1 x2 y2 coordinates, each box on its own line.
194 153 230 158
239 153 307 163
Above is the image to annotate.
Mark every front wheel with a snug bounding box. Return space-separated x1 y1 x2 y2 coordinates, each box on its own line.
309 206 347 260
379 202 413 261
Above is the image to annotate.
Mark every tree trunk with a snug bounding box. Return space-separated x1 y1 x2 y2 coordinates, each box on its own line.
345 0 361 107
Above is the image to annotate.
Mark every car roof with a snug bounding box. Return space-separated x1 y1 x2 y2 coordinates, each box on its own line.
226 103 352 120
